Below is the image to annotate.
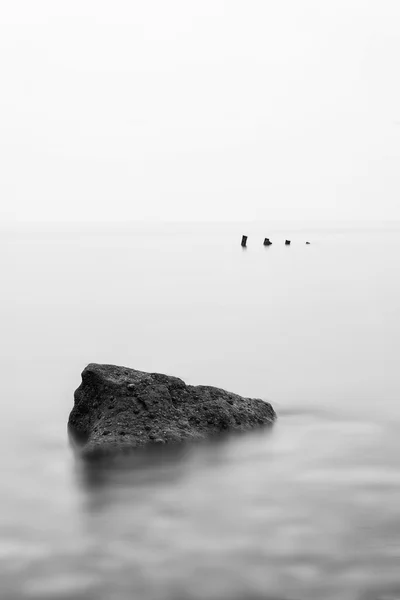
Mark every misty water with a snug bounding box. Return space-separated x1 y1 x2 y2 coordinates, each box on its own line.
1 222 400 600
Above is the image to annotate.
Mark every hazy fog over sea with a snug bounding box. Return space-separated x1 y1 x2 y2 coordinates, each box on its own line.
2 0 400 597
1 221 400 600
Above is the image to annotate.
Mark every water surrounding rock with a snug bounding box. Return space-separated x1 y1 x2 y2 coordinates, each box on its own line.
68 363 276 457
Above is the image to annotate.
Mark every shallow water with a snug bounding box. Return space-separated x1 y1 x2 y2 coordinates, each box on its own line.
1 222 400 600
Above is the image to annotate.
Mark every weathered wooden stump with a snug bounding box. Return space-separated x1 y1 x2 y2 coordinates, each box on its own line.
241 235 248 247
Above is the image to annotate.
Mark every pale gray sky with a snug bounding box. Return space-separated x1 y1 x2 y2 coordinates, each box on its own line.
1 0 399 222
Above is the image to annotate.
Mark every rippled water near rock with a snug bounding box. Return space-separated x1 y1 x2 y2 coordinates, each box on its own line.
2 223 400 600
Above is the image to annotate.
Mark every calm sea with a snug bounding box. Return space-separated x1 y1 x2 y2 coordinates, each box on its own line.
1 222 400 600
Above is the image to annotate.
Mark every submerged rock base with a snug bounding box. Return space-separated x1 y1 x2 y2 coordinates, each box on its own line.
68 363 276 457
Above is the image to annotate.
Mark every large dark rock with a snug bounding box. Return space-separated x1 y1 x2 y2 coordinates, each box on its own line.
69 363 276 456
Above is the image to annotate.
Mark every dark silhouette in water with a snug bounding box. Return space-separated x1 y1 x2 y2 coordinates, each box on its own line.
241 235 248 247
263 238 272 246
285 240 291 245
69 363 276 458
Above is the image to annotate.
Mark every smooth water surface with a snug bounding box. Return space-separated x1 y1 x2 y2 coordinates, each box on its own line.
1 222 400 600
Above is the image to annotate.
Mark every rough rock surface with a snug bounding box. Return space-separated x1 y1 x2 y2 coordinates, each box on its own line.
69 363 276 456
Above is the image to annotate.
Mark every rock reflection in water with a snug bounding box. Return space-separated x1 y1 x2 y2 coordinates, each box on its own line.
65 415 400 600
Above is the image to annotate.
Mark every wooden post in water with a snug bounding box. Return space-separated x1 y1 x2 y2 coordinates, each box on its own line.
285 240 291 245
263 238 272 246
241 235 248 247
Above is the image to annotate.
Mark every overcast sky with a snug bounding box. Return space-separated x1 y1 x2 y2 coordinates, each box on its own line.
1 0 399 222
